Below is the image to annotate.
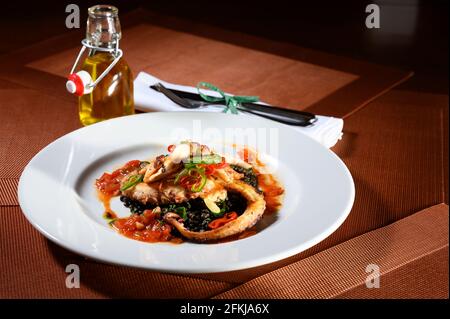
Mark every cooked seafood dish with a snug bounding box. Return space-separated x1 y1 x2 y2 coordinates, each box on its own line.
95 142 284 243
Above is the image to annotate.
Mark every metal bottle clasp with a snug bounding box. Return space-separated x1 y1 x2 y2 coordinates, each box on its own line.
66 38 123 95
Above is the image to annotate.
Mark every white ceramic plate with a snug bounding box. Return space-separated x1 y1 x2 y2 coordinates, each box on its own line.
18 112 354 273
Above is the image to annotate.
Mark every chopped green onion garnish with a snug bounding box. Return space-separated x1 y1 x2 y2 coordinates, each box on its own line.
174 164 208 193
187 154 222 165
190 168 207 192
120 174 143 191
174 168 189 184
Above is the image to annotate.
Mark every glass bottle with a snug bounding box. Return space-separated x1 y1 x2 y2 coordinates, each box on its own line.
78 5 134 126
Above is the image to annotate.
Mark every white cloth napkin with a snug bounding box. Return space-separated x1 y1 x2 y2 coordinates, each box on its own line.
134 72 343 148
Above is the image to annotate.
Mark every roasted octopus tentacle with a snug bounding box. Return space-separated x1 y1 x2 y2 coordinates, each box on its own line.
163 180 266 241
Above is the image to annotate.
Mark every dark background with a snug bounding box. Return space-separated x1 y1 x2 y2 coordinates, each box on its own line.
1 0 448 93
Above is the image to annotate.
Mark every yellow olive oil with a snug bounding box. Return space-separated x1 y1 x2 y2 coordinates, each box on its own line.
79 52 134 126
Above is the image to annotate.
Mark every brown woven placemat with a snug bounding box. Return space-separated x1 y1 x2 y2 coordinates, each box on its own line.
1 83 447 297
213 203 449 299
0 11 411 119
1 202 447 298
0 206 233 299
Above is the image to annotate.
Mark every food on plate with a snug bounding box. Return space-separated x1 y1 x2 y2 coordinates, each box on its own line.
95 141 284 243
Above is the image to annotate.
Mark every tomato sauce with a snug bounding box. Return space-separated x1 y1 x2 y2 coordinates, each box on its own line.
111 210 182 244
98 191 117 220
97 190 180 243
95 160 140 197
95 160 180 244
238 147 284 215
257 174 284 214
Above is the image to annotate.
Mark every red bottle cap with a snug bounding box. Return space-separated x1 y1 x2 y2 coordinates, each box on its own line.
66 71 93 96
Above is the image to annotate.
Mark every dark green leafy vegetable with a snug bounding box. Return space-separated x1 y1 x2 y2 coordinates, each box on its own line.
174 207 187 220
217 199 228 215
120 195 151 214
119 193 248 232
230 164 261 192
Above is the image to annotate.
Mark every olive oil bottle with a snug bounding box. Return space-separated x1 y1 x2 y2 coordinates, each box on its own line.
67 5 134 126
79 51 134 126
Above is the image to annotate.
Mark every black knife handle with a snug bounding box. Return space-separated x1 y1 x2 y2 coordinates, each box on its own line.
238 103 316 126
241 102 316 122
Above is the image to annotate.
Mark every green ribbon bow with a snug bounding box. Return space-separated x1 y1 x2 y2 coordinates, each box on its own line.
196 82 259 114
